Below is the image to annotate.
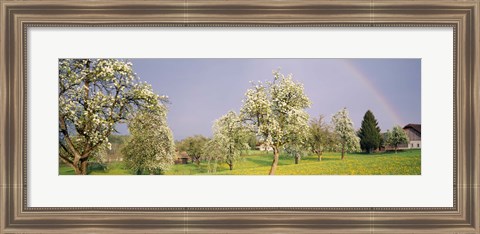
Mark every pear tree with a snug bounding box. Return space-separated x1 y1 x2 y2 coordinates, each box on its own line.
332 108 361 160
122 110 175 175
206 111 249 171
203 137 224 173
241 70 311 175
177 135 208 165
386 125 409 153
58 59 166 175
306 115 336 161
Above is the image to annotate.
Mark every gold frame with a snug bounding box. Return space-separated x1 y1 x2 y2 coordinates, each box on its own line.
1 0 478 233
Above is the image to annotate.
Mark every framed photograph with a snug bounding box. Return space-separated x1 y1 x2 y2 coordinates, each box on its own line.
1 0 479 233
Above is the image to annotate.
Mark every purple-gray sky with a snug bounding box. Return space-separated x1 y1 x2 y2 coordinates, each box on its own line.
118 59 421 140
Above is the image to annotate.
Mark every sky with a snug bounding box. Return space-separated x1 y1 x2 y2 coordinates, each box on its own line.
116 59 421 140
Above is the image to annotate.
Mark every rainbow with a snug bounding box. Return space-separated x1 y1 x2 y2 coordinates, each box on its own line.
341 59 404 126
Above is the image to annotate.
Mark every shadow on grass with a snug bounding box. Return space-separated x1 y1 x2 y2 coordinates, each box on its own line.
316 157 341 161
352 150 409 156
245 156 274 167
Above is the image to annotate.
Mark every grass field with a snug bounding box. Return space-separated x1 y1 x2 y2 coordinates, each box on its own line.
59 149 421 175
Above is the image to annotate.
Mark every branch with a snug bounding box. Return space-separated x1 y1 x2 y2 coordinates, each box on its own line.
59 154 74 167
59 141 73 158
80 119 118 160
59 115 81 158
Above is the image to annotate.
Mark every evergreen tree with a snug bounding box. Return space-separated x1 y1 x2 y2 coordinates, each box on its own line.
358 110 382 153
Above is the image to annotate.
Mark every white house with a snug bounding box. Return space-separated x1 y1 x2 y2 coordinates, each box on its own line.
256 143 273 151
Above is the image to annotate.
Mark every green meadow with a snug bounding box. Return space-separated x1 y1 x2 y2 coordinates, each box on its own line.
59 149 421 175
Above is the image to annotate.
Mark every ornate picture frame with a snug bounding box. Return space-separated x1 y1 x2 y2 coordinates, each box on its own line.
1 0 478 232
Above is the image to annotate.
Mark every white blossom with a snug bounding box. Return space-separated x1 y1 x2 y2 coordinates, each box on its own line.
385 125 409 153
204 111 250 172
58 59 169 174
331 108 361 158
122 110 175 174
240 70 311 174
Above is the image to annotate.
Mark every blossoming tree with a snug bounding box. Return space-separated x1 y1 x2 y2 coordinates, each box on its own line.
58 59 167 175
332 108 360 160
241 70 311 175
203 137 224 173
122 110 175 175
332 108 361 160
386 125 409 153
206 111 249 171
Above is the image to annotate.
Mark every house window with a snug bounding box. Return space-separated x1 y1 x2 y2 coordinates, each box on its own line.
417 143 420 147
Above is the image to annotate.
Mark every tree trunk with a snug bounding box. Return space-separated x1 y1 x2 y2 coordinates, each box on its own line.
73 165 82 175
71 152 83 175
80 159 88 175
395 146 398 154
341 145 345 160
317 152 322 161
294 156 299 164
71 157 89 175
269 147 279 175
229 164 233 170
